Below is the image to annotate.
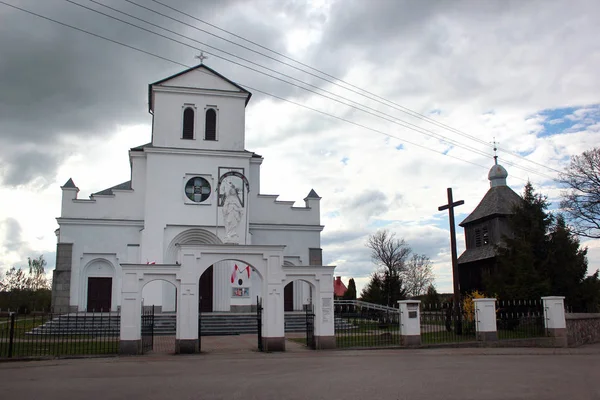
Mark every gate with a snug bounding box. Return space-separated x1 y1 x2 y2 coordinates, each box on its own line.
305 304 316 349
141 305 154 353
257 296 263 351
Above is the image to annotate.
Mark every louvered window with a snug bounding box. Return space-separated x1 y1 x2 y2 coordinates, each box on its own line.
475 229 482 247
182 107 195 139
205 108 217 140
482 227 490 245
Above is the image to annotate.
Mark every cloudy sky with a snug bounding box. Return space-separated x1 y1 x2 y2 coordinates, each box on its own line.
1 0 599 294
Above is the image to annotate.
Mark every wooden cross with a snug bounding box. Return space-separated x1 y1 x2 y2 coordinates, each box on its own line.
438 188 464 329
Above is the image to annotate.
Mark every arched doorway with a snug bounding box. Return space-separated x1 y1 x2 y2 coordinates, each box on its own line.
198 259 264 353
282 278 317 350
141 279 178 354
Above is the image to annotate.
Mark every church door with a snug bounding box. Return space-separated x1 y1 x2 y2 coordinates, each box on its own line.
199 265 214 312
284 282 294 312
87 277 112 312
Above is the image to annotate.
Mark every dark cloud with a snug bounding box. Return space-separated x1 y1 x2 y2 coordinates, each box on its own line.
346 190 388 218
2 218 25 253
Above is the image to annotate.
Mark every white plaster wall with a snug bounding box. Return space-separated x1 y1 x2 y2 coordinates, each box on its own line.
58 223 141 310
140 151 252 262
60 156 146 220
250 197 320 225
152 90 246 151
249 228 321 266
158 68 242 92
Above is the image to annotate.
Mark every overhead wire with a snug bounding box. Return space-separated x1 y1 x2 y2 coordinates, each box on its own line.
62 0 556 181
140 0 564 176
0 0 502 176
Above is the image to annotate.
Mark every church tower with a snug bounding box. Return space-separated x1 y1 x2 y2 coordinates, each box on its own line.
457 158 523 294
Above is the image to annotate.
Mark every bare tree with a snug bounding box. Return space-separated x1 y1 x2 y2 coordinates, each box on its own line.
560 147 600 239
401 254 435 297
365 230 412 307
366 230 411 274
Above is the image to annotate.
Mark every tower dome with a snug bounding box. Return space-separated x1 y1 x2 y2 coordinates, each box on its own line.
488 162 508 187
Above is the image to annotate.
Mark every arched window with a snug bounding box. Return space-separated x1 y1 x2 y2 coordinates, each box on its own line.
182 107 195 139
205 108 217 140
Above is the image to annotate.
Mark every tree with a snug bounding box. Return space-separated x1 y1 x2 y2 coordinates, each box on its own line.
27 255 50 291
360 272 384 304
365 230 411 306
487 182 553 299
343 278 357 300
560 147 600 239
0 255 51 312
402 254 435 297
422 284 441 307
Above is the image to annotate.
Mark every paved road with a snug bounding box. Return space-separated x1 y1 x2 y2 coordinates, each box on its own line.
1 347 599 400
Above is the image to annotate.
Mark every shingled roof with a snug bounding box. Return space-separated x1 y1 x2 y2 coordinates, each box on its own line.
457 245 497 264
459 185 522 226
92 181 132 196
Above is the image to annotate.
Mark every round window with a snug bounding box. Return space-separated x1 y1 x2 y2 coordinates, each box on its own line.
185 177 211 203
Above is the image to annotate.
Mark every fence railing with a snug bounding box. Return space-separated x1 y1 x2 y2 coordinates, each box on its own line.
420 303 477 344
334 301 401 349
0 311 120 359
496 299 547 340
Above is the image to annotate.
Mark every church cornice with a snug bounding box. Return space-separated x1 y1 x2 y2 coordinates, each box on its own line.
249 223 324 232
56 218 144 227
152 85 249 101
144 147 254 158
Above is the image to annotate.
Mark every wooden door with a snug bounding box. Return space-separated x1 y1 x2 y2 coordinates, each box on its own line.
87 277 112 312
284 282 294 312
199 265 213 312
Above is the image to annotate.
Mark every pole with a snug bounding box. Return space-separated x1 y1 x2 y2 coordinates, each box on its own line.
438 187 464 334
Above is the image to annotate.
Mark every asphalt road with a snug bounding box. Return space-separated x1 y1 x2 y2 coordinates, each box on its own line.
1 347 599 400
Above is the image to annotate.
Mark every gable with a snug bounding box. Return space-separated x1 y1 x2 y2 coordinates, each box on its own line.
459 186 523 226
148 64 251 112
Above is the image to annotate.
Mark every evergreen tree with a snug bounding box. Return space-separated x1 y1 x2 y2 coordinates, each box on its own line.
359 270 407 306
422 284 441 307
360 272 384 304
343 278 357 300
488 182 596 309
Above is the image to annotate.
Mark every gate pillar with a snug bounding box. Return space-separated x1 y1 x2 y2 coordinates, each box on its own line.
262 282 286 351
176 254 199 353
313 274 336 349
119 272 142 354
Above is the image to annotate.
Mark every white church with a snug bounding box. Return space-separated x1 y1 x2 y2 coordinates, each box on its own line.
50 63 327 322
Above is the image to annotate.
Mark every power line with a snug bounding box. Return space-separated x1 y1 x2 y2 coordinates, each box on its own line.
142 0 564 176
62 0 557 181
0 0 505 178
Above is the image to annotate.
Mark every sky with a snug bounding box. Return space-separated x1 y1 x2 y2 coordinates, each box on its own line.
1 0 599 295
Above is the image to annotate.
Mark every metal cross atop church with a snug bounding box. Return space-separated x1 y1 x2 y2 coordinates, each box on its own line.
195 52 208 64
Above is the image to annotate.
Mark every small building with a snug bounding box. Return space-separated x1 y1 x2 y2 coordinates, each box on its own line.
457 159 523 294
333 276 348 298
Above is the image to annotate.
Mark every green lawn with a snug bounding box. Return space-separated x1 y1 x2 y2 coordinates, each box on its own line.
0 339 119 358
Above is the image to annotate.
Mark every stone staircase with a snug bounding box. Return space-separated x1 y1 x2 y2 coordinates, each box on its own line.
27 312 312 336
28 312 120 336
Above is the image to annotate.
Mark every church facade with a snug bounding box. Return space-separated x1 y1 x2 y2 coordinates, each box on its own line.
457 160 523 294
51 64 323 315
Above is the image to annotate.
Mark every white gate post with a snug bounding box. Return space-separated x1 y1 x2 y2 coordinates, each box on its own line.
119 271 142 354
398 300 421 346
542 296 567 347
473 298 498 341
176 253 199 353
313 274 335 349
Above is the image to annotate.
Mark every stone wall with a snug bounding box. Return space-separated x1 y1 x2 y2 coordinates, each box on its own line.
566 313 600 347
51 243 73 313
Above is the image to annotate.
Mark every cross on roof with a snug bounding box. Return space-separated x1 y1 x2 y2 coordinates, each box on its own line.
195 52 208 64
492 137 500 165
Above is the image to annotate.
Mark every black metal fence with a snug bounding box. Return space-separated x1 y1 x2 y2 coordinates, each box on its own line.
141 306 154 353
496 299 547 340
0 311 119 359
334 301 401 349
305 304 315 349
257 297 263 352
420 302 477 344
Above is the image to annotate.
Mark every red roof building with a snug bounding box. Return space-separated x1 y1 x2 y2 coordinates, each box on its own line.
333 276 347 297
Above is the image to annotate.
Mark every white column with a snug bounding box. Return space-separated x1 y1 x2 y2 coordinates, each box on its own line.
119 271 142 354
542 296 567 347
473 298 498 341
313 278 335 349
213 260 231 312
398 300 421 346
293 280 303 311
176 253 199 353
